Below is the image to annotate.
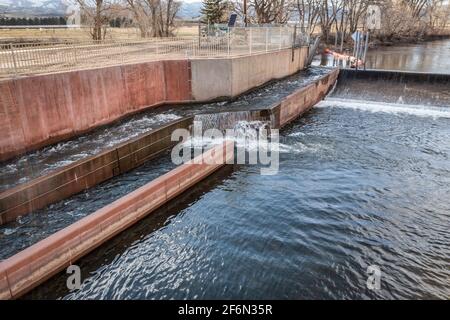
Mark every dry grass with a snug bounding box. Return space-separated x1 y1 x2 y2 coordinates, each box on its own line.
174 26 199 37
0 26 199 43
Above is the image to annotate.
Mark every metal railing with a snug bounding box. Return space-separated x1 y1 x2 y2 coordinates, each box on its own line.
0 26 309 78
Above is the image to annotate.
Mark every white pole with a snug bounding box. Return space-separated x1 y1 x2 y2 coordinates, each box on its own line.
363 31 370 70
265 27 269 52
249 27 252 54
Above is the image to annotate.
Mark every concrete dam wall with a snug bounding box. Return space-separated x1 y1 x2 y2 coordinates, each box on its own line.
0 47 308 162
330 69 450 106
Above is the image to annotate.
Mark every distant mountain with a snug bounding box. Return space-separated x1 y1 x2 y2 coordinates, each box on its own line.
0 0 66 17
0 0 203 19
178 1 203 20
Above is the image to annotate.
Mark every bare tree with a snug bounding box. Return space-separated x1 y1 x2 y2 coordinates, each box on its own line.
76 0 122 40
231 0 292 24
126 0 180 37
159 0 181 36
403 0 428 18
126 0 152 37
253 0 293 24
296 0 321 35
230 0 450 44
424 0 450 30
318 0 342 42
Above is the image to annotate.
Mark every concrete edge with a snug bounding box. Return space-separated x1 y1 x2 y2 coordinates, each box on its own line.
0 117 194 225
0 140 235 299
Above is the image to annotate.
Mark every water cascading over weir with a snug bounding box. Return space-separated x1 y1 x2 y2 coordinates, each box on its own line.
318 69 450 119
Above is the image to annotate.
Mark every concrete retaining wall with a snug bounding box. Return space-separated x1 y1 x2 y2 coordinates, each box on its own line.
330 69 450 107
0 60 192 162
270 69 339 128
0 141 234 299
191 47 308 101
0 48 308 162
0 117 193 225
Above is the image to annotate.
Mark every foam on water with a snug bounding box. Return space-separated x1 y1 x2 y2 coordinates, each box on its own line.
183 121 322 155
184 121 271 151
319 98 450 119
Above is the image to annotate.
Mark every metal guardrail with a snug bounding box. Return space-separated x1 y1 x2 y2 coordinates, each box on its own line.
0 26 309 78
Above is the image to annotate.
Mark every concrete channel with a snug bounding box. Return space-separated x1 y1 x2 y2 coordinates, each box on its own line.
1 65 448 299
0 60 338 299
0 70 338 225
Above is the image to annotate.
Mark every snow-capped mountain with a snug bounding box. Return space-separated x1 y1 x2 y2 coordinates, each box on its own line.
0 0 202 19
179 1 202 20
0 0 67 17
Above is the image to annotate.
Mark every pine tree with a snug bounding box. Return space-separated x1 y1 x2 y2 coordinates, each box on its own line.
201 0 227 24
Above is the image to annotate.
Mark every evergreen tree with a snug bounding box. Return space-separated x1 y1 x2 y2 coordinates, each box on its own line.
201 0 227 24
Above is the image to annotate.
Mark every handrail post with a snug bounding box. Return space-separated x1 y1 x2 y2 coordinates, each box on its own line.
249 27 252 55
279 27 282 50
265 27 269 52
10 44 18 76
227 27 231 56
73 43 78 65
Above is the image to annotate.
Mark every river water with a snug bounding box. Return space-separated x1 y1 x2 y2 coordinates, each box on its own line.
365 39 450 73
316 38 450 74
25 99 450 299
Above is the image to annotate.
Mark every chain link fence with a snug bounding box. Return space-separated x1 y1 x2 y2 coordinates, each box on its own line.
0 26 309 78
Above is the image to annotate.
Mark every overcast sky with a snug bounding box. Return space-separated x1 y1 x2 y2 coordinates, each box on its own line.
0 0 202 5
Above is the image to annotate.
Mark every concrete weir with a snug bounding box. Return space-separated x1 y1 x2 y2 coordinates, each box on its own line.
331 69 450 106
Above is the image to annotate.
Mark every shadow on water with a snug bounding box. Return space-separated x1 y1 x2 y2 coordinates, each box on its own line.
23 165 237 300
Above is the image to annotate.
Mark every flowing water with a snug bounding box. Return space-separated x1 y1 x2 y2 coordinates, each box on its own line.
0 68 329 192
24 99 450 299
0 120 270 260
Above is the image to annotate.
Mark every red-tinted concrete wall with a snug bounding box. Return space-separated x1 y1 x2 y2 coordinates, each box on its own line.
271 69 339 128
0 141 234 299
0 60 192 161
0 117 193 225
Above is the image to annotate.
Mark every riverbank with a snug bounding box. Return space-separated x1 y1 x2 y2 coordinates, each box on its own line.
370 32 450 48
